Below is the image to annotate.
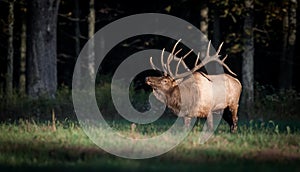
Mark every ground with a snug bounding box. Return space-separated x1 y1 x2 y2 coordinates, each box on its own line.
0 119 300 171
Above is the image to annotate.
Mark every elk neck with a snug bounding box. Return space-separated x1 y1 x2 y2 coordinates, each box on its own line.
165 85 181 114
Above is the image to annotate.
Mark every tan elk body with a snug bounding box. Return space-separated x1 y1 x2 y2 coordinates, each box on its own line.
146 40 242 132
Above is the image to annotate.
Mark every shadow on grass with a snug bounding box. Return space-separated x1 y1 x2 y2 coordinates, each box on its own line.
0 138 300 172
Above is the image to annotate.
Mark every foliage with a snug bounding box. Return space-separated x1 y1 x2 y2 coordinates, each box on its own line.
202 0 291 56
0 0 299 93
0 76 151 121
253 82 300 121
0 85 74 121
1 78 300 122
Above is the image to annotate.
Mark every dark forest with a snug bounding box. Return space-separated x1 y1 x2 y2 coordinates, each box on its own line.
0 0 300 171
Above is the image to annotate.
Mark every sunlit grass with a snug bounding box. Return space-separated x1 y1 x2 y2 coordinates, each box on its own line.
0 119 300 171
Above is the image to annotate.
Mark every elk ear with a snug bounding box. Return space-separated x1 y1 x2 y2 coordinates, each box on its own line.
174 78 183 86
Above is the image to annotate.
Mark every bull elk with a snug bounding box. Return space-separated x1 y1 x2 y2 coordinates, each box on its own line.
146 39 242 133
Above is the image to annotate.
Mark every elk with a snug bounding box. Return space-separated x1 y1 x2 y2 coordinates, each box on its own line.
146 39 242 133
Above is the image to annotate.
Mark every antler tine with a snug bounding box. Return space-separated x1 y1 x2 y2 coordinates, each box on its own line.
222 54 228 63
195 52 200 66
175 57 183 76
167 39 182 64
176 49 193 71
172 39 182 54
150 57 160 71
216 60 237 76
206 40 211 57
220 54 237 76
216 42 224 55
166 39 182 77
172 47 190 59
180 49 193 60
174 48 182 57
174 49 193 75
185 41 214 74
160 48 168 75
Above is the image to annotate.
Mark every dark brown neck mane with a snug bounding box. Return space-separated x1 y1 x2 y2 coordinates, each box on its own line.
165 86 181 114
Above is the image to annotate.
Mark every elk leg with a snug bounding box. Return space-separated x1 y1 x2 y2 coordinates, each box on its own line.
222 107 233 130
206 112 213 132
184 117 191 128
230 105 239 133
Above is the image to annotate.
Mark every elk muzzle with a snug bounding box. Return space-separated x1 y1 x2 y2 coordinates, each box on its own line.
145 77 157 89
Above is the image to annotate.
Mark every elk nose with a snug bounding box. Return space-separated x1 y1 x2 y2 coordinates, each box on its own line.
145 77 151 84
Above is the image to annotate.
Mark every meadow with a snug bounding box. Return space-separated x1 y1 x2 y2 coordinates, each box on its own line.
0 119 300 172
1 83 300 171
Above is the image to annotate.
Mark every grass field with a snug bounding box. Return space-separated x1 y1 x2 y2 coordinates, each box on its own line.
0 119 300 172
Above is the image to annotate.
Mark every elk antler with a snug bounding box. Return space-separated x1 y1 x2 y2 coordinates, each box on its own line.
150 39 192 77
150 39 237 79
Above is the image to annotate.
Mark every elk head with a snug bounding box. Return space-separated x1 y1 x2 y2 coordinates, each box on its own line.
146 75 182 103
146 75 176 92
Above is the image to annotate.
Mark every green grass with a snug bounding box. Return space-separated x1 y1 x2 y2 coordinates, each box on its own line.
0 119 300 171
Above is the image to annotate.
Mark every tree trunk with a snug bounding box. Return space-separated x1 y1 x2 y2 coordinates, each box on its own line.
88 0 95 80
26 0 60 98
73 0 81 87
212 8 222 74
199 2 210 71
279 0 297 90
74 0 81 57
200 4 209 37
241 0 254 119
19 13 26 95
6 0 14 96
212 9 221 47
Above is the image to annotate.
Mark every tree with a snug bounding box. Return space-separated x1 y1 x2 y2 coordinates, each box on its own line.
199 0 209 55
210 3 223 75
211 8 221 47
73 0 82 88
279 0 297 90
88 0 95 80
200 2 209 37
6 0 14 96
241 0 254 119
26 0 60 98
74 0 81 58
19 4 26 94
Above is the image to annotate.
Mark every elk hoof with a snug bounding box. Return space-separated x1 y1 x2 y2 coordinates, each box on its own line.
230 125 238 133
